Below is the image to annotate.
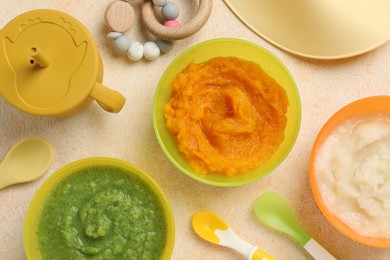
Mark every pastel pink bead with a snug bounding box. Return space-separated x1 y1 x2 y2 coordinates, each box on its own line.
164 20 181 27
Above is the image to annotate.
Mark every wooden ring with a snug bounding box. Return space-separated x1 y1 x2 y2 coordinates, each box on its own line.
141 0 212 41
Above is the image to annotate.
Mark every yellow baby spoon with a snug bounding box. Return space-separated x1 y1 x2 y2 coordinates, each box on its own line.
192 210 276 260
0 137 54 189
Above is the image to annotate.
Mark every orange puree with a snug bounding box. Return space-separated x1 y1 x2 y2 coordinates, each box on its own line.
164 57 288 176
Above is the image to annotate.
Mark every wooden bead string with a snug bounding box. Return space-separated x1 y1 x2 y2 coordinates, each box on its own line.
105 0 212 61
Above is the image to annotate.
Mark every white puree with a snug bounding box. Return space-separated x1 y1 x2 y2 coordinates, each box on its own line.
315 114 390 237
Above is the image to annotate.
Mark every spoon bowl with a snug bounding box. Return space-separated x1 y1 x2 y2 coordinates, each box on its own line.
0 137 54 189
255 192 310 246
192 210 229 245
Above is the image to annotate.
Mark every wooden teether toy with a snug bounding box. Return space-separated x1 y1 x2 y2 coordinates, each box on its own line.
105 0 212 61
0 9 126 116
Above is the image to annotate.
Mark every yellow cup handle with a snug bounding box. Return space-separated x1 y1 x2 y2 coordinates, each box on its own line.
90 82 126 113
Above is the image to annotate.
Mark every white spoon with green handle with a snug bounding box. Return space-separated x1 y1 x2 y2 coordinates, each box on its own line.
255 192 336 260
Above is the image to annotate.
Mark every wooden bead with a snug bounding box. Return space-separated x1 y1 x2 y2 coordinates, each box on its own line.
105 0 135 32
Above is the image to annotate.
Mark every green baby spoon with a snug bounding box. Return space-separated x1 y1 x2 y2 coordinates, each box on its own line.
255 192 336 260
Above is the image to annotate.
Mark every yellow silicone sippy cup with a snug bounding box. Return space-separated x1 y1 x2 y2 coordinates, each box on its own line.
0 9 126 116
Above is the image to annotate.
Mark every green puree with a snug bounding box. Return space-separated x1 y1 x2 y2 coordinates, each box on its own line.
37 166 167 260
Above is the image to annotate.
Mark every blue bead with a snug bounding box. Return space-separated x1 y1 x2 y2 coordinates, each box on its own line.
153 0 168 7
156 39 174 53
161 3 179 20
113 35 131 53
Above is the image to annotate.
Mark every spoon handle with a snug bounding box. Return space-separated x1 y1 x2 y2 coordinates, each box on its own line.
0 163 13 190
215 228 276 260
251 248 277 260
0 178 13 190
304 239 336 260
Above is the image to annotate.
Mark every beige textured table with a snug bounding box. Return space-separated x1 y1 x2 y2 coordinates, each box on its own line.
1 1 390 259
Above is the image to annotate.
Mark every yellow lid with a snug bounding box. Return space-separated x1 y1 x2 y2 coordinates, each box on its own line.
0 9 125 116
223 0 390 59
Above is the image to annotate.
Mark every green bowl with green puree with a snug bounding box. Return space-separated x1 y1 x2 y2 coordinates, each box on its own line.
24 157 175 260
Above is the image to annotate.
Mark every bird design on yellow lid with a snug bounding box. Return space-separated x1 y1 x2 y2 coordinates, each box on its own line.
3 17 87 108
